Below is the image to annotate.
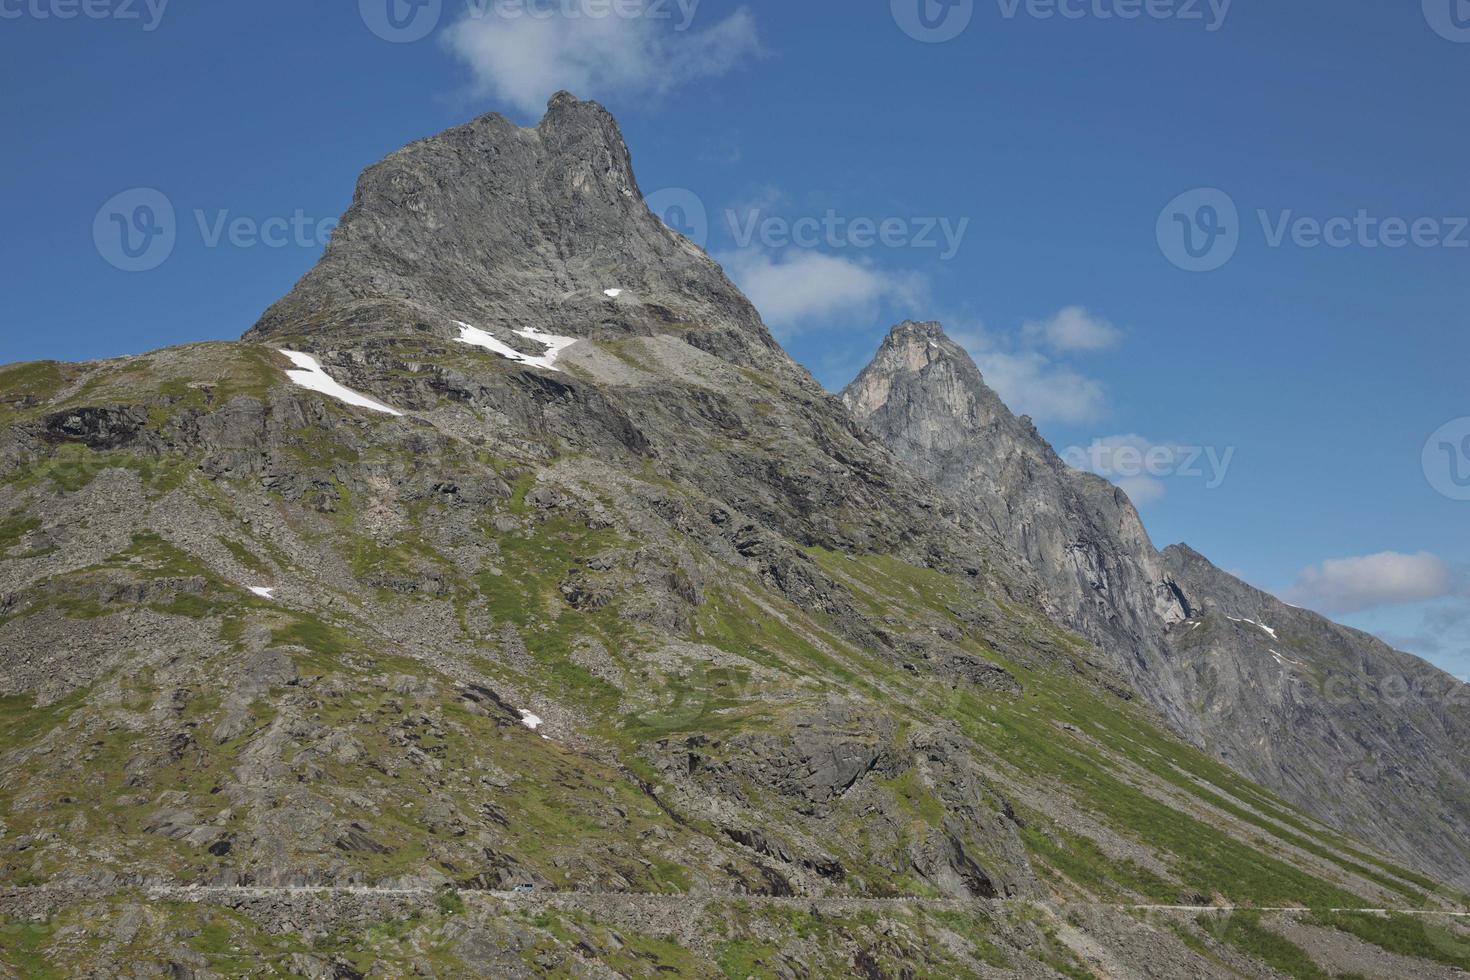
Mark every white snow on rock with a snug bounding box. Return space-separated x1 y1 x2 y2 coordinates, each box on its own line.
455 323 525 362
518 710 543 731
517 327 579 369
1270 649 1307 668
455 322 579 372
603 288 623 298
248 586 275 600
1229 616 1278 639
278 351 404 416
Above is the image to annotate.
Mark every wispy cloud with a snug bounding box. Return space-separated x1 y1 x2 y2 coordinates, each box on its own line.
443 3 761 117
1114 476 1167 505
962 345 1109 425
718 249 926 336
1021 306 1124 353
1284 551 1459 614
948 311 1119 425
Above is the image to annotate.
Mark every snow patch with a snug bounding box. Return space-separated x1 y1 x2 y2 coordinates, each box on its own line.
1270 649 1307 669
455 322 579 372
518 710 543 731
248 587 275 600
278 350 404 416
603 288 623 298
1229 616 1278 639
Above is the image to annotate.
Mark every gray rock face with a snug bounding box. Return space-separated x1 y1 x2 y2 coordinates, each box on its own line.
844 320 1470 885
247 92 776 368
1160 544 1470 885
842 322 1193 722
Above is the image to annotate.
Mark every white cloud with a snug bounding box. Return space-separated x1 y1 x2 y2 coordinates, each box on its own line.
1021 306 1124 353
1284 552 1456 614
950 336 1108 425
719 249 925 334
1115 476 1166 505
444 3 761 117
944 306 1125 425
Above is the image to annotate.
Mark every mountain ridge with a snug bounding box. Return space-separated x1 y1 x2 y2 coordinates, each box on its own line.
843 317 1470 888
1 96 1467 976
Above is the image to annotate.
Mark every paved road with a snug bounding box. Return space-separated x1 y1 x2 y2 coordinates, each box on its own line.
4 884 1470 918
1122 903 1470 918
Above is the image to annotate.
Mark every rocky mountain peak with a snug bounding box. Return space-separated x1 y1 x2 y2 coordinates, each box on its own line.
845 319 1193 715
845 320 1038 458
885 319 952 344
245 93 775 364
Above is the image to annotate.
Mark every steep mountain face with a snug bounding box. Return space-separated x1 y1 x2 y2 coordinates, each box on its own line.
1 98 1467 976
842 322 1193 724
843 319 1470 888
1160 544 1470 890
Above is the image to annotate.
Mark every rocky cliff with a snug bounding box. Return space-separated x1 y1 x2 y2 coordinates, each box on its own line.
843 318 1470 890
842 322 1193 721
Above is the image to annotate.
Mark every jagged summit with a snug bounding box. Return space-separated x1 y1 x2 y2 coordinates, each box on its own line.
886 319 948 341
847 320 1024 435
844 320 1191 711
246 94 774 363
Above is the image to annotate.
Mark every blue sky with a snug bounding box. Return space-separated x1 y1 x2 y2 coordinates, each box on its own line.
3 0 1468 674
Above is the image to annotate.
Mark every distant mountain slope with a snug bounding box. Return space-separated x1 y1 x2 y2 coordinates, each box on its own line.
1 98 1465 976
843 319 1470 888
1161 543 1470 887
